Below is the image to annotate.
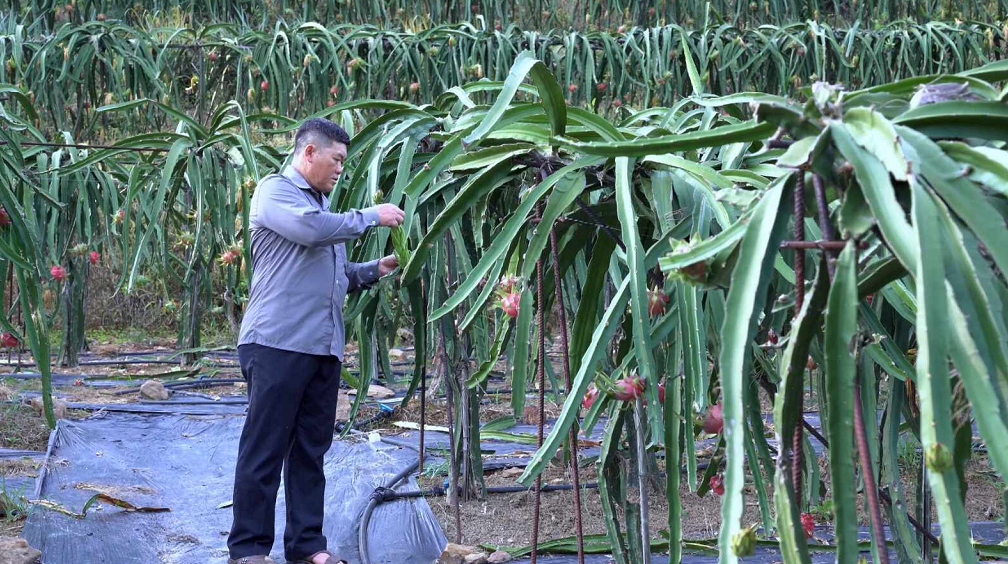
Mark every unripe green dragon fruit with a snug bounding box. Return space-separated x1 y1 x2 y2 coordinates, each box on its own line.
925 442 952 473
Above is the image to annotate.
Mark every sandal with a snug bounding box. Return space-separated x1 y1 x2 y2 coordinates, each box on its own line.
228 556 276 564
294 550 347 564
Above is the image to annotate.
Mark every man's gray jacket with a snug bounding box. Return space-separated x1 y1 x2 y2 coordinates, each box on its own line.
237 165 381 359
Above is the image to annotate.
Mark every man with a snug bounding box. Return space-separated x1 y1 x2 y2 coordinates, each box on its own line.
228 117 405 564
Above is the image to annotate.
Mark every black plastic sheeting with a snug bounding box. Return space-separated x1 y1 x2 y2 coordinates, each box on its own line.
1 372 110 386
12 389 394 420
0 447 44 459
14 390 252 416
1 474 34 499
21 412 445 564
57 399 251 416
1 447 43 503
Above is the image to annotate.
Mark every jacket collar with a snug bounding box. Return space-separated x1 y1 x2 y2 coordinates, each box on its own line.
282 165 313 191
282 165 328 206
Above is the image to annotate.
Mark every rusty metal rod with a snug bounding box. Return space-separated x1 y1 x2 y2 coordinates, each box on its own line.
793 179 807 311
854 376 891 564
633 396 652 564
418 280 427 476
811 183 888 564
418 377 426 468
812 174 837 278
443 337 461 544
549 223 585 564
442 233 462 544
846 226 889 564
810 174 838 425
784 400 940 550
920 456 932 562
792 173 807 502
530 207 547 564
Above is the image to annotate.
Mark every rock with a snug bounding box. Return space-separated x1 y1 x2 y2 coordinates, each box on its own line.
388 347 407 362
335 391 351 421
367 384 395 399
499 467 522 479
139 380 170 401
29 397 68 420
523 401 560 425
396 327 413 343
464 553 488 564
348 384 395 399
0 536 42 564
54 399 67 420
488 551 512 564
522 404 539 425
513 489 530 507
438 543 479 564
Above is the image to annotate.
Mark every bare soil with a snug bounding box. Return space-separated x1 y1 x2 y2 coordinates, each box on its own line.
418 451 1005 551
816 453 1006 525
419 460 768 548
399 375 1005 551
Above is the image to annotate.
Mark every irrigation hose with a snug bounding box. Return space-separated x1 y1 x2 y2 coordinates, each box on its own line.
334 404 396 433
377 481 601 501
355 457 723 564
358 458 421 564
419 281 428 476
112 377 242 395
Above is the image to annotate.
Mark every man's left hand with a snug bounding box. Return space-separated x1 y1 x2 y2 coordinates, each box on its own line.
378 254 399 277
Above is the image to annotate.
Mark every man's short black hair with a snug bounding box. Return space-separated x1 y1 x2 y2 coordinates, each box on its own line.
293 117 351 155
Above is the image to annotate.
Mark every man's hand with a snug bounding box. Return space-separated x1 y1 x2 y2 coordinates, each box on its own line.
378 254 399 277
374 203 405 227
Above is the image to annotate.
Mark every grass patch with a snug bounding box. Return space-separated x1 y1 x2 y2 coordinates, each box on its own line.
65 326 177 348
77 324 236 349
0 400 51 452
0 478 29 536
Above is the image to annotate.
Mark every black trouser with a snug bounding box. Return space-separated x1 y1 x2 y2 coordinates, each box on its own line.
228 343 341 561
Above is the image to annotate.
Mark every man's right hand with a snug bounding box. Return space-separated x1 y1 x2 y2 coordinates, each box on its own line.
374 203 405 227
